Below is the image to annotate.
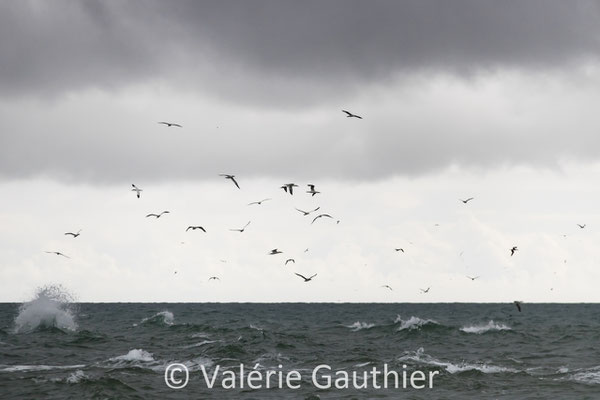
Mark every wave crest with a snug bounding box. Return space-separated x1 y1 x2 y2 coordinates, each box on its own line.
395 315 439 331
399 347 518 375
346 321 375 331
138 311 174 326
460 320 511 334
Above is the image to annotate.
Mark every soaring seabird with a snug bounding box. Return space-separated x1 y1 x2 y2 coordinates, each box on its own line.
158 121 182 128
577 224 586 229
460 197 474 204
394 248 405 253
208 276 220 281
230 221 251 233
186 226 206 232
420 287 431 294
342 110 362 119
381 285 393 291
510 246 518 256
248 198 271 206
64 230 82 238
281 183 298 195
146 211 170 218
285 258 295 265
269 249 283 255
131 184 143 198
306 184 320 196
295 272 317 282
311 214 333 224
295 207 320 216
45 251 70 258
220 174 240 189
466 276 480 281
513 301 522 312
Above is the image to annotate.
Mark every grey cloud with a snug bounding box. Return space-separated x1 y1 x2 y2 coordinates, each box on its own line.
1 0 599 103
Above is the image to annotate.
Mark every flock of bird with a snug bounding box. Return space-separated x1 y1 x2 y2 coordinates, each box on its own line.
41 110 582 311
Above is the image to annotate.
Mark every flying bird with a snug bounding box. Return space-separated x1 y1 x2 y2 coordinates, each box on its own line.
131 184 143 198
158 121 182 128
248 198 271 206
577 224 586 229
186 226 206 232
45 251 70 258
466 276 480 281
312 214 333 224
510 246 518 256
420 287 431 294
306 184 320 196
208 276 220 281
394 248 405 253
64 230 82 238
146 211 170 218
381 285 393 291
295 272 317 282
230 221 251 233
285 258 295 265
220 174 240 189
269 249 283 255
281 183 298 195
295 207 320 216
513 301 523 312
460 197 474 204
342 110 362 119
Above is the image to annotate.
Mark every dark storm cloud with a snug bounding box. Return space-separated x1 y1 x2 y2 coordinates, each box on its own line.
2 0 600 183
1 0 599 102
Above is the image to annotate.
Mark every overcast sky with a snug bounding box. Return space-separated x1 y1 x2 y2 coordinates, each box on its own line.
2 0 600 302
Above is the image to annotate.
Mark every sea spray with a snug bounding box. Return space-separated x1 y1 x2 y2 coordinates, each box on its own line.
14 284 77 333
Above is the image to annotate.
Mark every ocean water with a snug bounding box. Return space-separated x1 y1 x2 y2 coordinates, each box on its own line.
1 295 600 399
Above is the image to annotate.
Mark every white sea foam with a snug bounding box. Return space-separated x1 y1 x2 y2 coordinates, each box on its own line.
395 316 438 331
14 285 77 333
398 348 518 375
182 340 220 348
0 364 85 372
460 320 511 334
346 321 375 331
66 370 87 384
139 311 174 326
567 366 600 384
110 349 155 363
249 324 264 331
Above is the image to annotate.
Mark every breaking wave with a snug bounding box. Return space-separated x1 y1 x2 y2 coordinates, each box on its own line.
13 285 77 333
460 320 511 334
137 311 174 326
346 321 375 331
395 315 439 331
398 348 519 374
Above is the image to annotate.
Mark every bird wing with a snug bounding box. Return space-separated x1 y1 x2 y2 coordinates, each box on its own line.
199 227 206 232
146 214 157 217
230 176 240 189
342 110 352 116
311 207 321 213
243 221 251 229
295 208 307 214
186 226 192 231
295 273 308 280
309 274 317 280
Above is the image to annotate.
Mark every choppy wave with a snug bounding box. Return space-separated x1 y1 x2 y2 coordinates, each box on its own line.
13 285 77 333
66 370 88 384
395 315 439 331
109 349 155 363
460 320 511 334
566 366 600 385
137 311 174 326
0 364 85 372
399 348 519 374
346 321 375 331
